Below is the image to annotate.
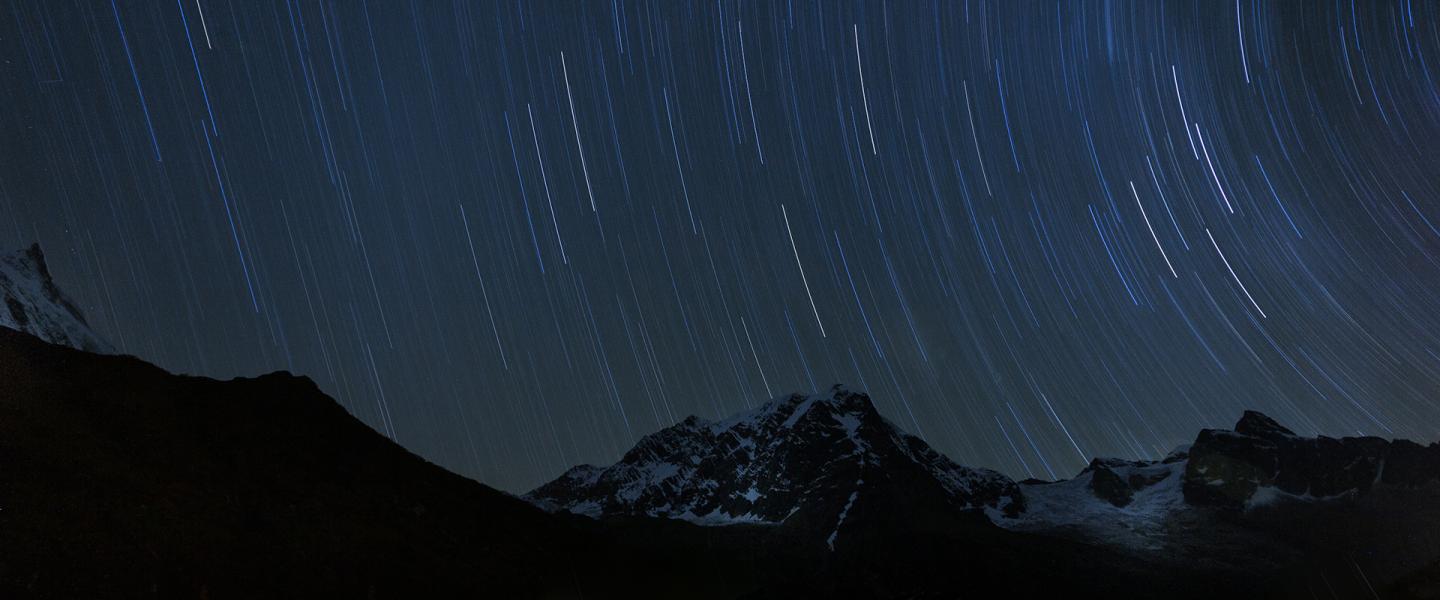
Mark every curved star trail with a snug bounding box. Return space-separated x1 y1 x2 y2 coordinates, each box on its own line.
2 1 1439 492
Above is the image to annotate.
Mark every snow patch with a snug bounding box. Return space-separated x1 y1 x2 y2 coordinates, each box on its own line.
740 486 762 503
564 500 603 518
994 460 1186 550
679 509 776 526
782 395 821 428
1245 485 1355 510
827 485 862 551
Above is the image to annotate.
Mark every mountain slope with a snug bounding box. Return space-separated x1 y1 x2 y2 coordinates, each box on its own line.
0 244 111 354
0 325 611 598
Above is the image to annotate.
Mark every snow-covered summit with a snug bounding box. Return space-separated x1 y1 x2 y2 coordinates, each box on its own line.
525 385 1022 534
0 244 111 354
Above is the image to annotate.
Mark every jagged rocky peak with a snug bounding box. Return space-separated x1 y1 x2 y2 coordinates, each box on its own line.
1233 410 1296 439
1184 411 1440 509
0 243 112 354
526 385 1023 529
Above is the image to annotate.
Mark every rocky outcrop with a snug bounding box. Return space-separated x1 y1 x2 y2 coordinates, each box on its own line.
1084 454 1184 508
1183 410 1440 509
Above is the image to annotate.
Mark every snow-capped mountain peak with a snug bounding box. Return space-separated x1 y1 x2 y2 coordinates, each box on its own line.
532 389 1440 563
526 385 1022 535
0 244 111 354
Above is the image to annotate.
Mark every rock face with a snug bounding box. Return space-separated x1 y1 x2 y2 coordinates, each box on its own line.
1183 410 1440 509
527 385 1023 543
1001 411 1440 553
0 244 111 353
1084 455 1186 508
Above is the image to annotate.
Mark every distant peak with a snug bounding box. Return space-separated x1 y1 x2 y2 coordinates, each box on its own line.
0 244 112 354
527 383 1023 527
1234 411 1296 438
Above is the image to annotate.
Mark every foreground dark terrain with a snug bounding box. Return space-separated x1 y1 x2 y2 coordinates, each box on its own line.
4 246 1440 599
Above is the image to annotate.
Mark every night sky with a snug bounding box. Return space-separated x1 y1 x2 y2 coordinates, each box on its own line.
4 0 1440 493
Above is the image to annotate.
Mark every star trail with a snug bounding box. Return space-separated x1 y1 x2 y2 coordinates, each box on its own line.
3 0 1439 493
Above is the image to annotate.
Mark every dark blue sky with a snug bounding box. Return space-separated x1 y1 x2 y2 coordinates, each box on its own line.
4 0 1439 492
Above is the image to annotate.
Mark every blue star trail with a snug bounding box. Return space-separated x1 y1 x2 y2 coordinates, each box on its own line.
2 0 1439 494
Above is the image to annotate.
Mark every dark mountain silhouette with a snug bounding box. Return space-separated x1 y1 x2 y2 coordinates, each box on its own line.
0 324 594 597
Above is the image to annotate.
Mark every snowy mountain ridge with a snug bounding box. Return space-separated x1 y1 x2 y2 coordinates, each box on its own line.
526 385 1022 530
529 388 1440 558
0 244 111 354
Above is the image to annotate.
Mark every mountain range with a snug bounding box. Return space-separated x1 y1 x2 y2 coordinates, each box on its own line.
3 244 1440 599
527 385 1440 597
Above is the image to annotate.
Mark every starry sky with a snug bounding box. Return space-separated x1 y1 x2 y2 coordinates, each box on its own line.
3 0 1439 492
